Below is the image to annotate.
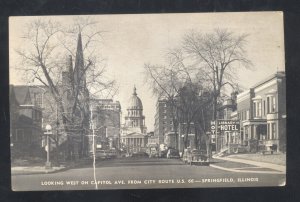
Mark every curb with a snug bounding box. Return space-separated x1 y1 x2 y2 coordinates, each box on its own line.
11 166 69 176
209 164 283 174
11 159 92 176
213 156 286 173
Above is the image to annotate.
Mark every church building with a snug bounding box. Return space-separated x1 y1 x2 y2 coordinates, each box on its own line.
121 86 148 153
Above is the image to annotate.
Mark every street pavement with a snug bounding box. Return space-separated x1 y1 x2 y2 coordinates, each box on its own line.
11 157 285 191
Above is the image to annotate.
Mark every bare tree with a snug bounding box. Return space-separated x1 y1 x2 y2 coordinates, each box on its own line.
144 49 212 152
183 29 252 120
15 17 116 159
144 29 252 154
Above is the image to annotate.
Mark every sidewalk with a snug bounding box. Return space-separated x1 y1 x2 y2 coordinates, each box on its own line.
212 155 286 173
11 165 67 175
11 158 92 175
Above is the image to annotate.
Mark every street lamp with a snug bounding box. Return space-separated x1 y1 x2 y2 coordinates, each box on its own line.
45 124 52 169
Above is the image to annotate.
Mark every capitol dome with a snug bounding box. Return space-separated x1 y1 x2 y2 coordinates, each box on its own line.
127 86 143 110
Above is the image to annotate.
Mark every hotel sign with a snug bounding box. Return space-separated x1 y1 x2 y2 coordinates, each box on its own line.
217 120 240 131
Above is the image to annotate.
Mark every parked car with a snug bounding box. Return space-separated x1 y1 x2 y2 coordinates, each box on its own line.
166 148 180 159
132 152 148 158
183 149 209 166
149 147 159 158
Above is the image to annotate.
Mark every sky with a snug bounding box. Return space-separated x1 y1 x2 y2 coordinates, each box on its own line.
9 12 285 131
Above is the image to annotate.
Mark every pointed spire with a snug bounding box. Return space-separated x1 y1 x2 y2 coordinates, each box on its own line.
133 85 137 95
74 32 84 71
74 32 85 87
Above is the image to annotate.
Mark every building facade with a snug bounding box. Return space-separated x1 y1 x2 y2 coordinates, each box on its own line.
121 87 148 153
154 99 176 147
236 71 286 152
90 99 121 151
10 85 43 159
217 92 239 153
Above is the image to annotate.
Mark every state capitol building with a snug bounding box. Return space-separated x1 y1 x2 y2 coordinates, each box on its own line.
120 86 148 153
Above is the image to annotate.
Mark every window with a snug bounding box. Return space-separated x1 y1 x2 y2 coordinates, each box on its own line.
35 93 43 108
16 129 24 142
246 110 249 119
263 100 266 115
271 123 276 139
253 101 262 117
258 102 262 117
272 97 276 112
267 96 276 113
267 97 270 113
164 115 167 119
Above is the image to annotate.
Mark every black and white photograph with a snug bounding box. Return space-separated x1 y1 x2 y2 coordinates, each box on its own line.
9 12 286 191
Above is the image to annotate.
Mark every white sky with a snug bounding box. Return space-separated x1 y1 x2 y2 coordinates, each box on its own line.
9 12 285 131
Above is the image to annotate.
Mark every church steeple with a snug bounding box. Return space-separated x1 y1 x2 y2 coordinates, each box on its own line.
74 32 85 87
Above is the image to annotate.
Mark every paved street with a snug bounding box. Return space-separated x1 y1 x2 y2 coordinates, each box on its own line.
11 157 285 191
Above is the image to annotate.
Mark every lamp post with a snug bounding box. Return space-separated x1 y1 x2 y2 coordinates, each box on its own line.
45 124 52 169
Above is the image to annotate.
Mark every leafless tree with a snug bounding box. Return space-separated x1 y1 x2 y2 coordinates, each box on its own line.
144 49 212 152
145 29 252 154
182 29 252 120
15 17 117 159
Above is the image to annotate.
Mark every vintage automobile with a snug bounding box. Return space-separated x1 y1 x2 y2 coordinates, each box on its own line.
93 149 117 160
183 149 209 166
149 147 159 158
166 148 180 159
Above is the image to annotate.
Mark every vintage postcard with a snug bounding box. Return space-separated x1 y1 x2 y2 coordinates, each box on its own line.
9 12 286 191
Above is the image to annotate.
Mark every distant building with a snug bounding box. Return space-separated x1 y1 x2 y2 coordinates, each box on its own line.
154 99 175 146
10 85 43 159
121 87 148 153
90 99 121 150
217 92 239 152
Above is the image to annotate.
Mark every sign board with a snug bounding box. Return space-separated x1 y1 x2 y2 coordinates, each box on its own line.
217 120 240 132
210 121 216 136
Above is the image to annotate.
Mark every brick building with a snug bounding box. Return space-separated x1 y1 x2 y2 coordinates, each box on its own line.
10 85 43 159
236 71 286 152
154 99 175 146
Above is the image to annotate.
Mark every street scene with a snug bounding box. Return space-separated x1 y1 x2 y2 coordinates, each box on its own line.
9 12 286 191
12 156 285 191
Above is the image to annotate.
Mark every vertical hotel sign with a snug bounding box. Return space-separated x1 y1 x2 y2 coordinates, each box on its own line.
210 120 240 143
210 121 216 143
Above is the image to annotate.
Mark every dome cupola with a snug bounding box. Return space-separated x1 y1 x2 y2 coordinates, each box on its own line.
127 86 143 110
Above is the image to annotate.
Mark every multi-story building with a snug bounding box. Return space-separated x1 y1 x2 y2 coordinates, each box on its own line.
217 92 239 152
90 99 121 150
236 71 286 152
10 85 43 159
121 87 148 153
154 99 175 146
